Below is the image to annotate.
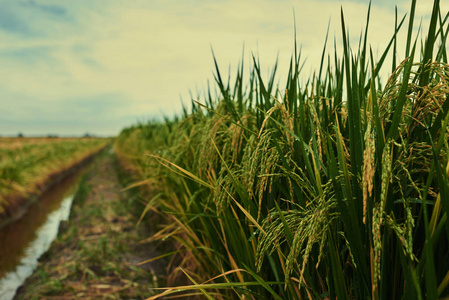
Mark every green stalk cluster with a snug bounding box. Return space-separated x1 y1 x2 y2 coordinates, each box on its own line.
116 0 449 298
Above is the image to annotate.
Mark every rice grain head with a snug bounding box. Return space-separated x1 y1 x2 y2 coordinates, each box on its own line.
362 113 375 224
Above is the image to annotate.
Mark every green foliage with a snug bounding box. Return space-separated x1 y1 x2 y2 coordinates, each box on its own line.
115 0 449 298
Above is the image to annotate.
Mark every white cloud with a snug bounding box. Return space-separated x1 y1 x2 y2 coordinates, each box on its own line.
0 0 446 136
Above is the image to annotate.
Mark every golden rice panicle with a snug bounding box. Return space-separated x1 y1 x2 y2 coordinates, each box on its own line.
309 103 324 162
226 112 254 165
372 204 383 294
409 62 449 130
240 134 257 200
195 111 230 178
385 203 416 262
257 182 337 288
277 98 295 150
213 170 235 213
380 141 393 212
362 114 375 224
254 131 280 220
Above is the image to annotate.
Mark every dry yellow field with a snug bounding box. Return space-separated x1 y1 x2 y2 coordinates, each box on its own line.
0 137 110 218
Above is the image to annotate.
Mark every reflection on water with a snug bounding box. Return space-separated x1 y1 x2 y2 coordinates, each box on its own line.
0 167 87 300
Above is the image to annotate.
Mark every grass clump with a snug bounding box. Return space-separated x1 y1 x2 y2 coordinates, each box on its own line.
115 0 449 298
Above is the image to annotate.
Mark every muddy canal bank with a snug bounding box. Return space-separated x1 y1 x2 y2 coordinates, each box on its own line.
9 151 162 299
0 162 89 299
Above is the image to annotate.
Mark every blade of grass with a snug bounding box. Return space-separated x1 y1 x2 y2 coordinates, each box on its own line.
149 154 215 190
242 263 284 300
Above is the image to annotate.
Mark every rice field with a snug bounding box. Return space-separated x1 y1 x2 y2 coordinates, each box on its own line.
114 0 449 299
0 137 110 219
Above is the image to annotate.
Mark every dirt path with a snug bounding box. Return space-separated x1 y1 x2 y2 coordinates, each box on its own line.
14 152 161 299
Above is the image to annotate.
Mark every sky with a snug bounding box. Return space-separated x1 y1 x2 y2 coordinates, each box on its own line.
0 0 447 137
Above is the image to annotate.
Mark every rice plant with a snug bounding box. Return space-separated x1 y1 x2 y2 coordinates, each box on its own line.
115 0 449 298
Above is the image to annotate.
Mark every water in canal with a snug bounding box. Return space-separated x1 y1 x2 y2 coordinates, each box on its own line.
0 166 89 300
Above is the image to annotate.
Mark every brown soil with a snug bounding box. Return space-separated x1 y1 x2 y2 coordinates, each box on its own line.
14 152 163 299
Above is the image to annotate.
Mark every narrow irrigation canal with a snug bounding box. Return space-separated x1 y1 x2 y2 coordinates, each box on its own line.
0 161 90 300
0 151 159 300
